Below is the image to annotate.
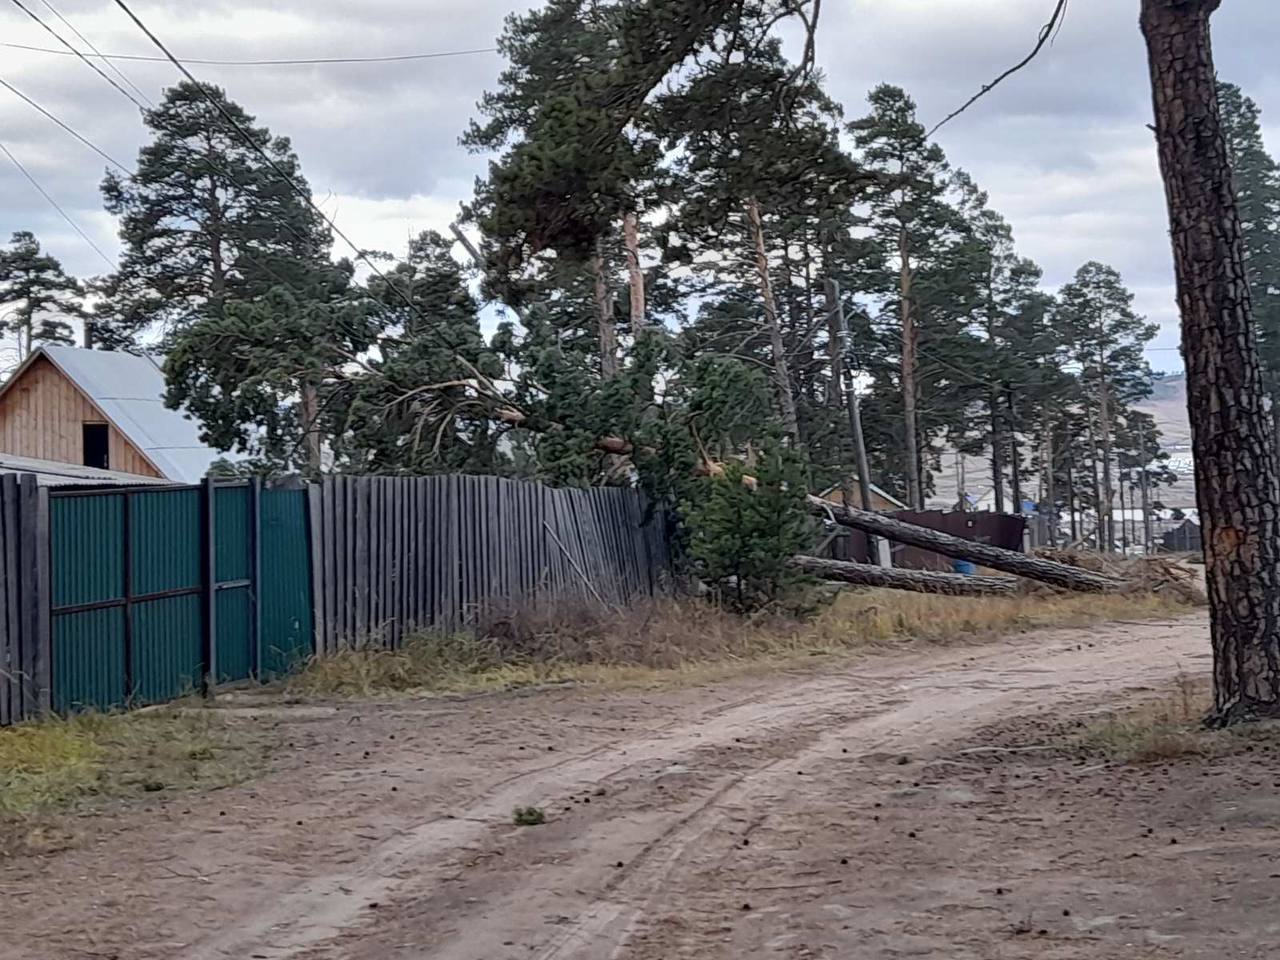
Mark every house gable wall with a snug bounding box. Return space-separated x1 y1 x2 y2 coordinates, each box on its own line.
0 356 162 478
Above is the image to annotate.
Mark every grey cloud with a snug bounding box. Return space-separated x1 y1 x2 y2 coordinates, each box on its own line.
3 0 1279 378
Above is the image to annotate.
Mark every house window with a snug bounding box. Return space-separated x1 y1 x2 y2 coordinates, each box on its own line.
83 423 109 469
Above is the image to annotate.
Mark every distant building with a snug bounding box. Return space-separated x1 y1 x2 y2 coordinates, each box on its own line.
1160 517 1202 554
0 345 223 483
816 477 908 513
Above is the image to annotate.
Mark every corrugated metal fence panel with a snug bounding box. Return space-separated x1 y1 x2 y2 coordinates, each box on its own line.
53 607 125 713
131 489 201 595
51 492 123 608
215 484 251 582
49 491 125 714
258 489 313 677
132 594 202 704
213 483 254 681
216 587 253 683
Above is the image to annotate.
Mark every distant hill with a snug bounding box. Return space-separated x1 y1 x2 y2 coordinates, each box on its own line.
1134 373 1196 507
1141 373 1192 449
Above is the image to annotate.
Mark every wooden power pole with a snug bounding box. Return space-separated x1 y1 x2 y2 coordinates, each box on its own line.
827 278 884 565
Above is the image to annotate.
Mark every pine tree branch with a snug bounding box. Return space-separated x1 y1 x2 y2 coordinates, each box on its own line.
926 0 1070 138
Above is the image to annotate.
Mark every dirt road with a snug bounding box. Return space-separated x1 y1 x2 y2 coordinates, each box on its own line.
10 612 1280 959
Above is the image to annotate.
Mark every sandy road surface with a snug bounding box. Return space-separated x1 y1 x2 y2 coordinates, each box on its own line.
8 612 1255 960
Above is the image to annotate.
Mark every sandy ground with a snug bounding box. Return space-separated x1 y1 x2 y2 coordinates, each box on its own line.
5 610 1280 959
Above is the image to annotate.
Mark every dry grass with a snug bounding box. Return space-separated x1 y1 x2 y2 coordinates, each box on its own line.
288 587 1196 699
0 707 270 839
1077 674 1216 762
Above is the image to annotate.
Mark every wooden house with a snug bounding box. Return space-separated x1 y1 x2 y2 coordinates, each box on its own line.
0 346 222 483
815 477 908 513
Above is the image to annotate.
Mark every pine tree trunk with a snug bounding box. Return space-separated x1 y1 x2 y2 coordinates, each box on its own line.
1142 0 1280 724
989 388 1006 513
1006 393 1022 513
299 382 323 478
898 225 923 509
824 255 844 408
1043 417 1058 547
1097 346 1117 551
807 495 1125 592
746 197 800 442
1271 392 1280 460
1118 471 1129 553
205 158 228 319
622 211 646 331
1086 413 1103 549
591 244 619 379
19 315 31 361
1067 448 1079 542
791 555 1018 597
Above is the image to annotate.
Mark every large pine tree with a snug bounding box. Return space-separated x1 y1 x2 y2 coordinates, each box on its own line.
851 85 983 507
334 231 509 475
0 231 84 359
98 81 331 345
1053 262 1158 549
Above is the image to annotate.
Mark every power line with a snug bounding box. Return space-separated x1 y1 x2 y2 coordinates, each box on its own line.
0 75 131 170
0 138 115 269
0 39 498 66
38 0 153 106
6 13 393 358
110 0 498 387
5 0 147 111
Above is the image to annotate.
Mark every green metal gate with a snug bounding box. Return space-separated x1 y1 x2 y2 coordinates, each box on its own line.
49 480 313 713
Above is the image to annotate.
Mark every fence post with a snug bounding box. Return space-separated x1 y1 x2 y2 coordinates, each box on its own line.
34 485 51 714
250 477 262 679
17 475 51 718
202 477 217 695
306 481 324 658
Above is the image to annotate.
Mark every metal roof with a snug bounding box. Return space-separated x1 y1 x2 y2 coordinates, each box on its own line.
817 478 909 511
0 346 224 483
0 452 172 487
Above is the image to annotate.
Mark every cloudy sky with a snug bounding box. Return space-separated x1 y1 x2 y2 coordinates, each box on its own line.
3 0 1279 373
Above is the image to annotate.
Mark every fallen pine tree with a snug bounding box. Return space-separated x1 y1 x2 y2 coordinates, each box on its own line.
804 496 1128 594
790 555 1019 596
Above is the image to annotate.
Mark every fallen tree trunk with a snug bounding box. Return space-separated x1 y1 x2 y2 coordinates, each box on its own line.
792 555 1019 597
806 496 1126 594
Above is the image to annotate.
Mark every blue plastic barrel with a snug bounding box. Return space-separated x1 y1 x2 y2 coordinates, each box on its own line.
952 560 977 576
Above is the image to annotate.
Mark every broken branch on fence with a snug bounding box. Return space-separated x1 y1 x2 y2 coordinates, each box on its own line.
543 521 617 611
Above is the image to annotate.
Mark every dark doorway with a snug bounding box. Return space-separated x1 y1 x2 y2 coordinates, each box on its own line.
83 422 109 469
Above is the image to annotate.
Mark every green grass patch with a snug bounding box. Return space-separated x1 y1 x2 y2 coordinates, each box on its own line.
0 708 269 821
1076 674 1220 762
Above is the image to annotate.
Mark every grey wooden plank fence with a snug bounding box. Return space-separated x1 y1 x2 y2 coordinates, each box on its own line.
0 474 52 725
310 475 669 652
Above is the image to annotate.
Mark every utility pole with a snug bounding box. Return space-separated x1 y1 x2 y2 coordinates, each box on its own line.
449 223 527 324
828 279 885 565
1138 418 1152 553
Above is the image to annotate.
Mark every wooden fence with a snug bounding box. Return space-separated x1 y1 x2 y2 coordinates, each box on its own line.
309 475 669 653
1 472 669 724
0 475 51 726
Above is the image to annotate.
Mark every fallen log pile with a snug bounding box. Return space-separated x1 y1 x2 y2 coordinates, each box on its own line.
804 495 1127 594
790 555 1018 597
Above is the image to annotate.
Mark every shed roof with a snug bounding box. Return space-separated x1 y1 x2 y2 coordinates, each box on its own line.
0 452 171 487
0 346 224 483
817 477 908 511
